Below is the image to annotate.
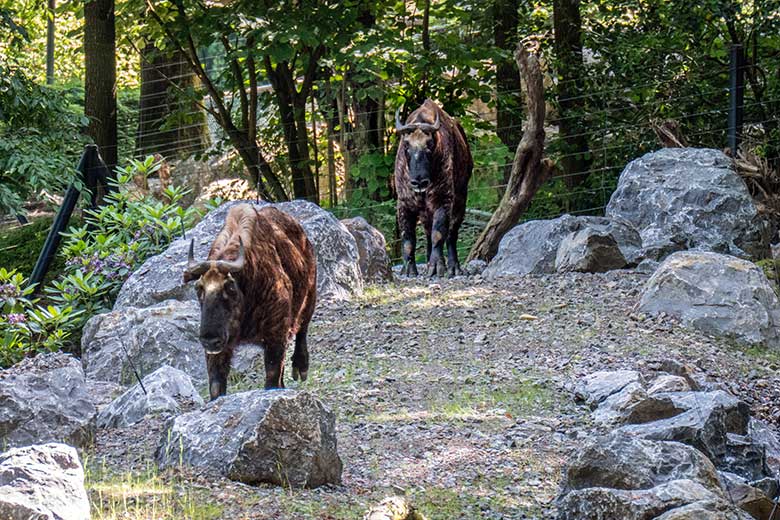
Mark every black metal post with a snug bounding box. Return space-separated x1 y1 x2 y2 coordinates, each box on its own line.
728 44 745 154
28 145 103 291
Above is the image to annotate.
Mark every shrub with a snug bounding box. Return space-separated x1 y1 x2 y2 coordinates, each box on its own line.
0 156 203 367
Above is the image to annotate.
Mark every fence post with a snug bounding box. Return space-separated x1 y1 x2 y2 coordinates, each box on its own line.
28 144 104 292
728 44 745 154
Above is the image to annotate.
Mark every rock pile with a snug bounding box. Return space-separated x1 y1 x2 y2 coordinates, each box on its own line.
559 368 780 519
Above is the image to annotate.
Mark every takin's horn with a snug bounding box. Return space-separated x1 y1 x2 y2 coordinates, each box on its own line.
395 107 414 134
183 239 209 282
215 236 245 273
416 111 441 133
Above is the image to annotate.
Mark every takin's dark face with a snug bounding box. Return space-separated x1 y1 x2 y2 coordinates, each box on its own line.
194 267 244 355
403 129 437 194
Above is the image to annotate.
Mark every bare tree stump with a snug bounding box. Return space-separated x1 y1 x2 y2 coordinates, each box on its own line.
363 496 427 520
468 40 554 262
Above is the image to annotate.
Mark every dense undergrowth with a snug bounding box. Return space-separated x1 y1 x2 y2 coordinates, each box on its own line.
0 157 202 367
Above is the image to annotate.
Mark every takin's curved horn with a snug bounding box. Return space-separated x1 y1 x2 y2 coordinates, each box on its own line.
183 239 209 281
215 237 245 273
395 107 414 134
416 111 441 133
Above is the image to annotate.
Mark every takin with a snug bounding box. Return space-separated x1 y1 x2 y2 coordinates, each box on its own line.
183 203 317 400
394 99 473 277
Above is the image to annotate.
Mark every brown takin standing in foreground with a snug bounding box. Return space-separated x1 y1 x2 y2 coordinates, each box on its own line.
183 204 317 400
395 99 473 277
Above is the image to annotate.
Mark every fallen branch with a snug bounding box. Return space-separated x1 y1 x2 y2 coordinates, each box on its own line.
468 39 554 262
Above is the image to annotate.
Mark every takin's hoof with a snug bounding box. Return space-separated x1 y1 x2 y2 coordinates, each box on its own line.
448 264 463 278
292 367 308 382
401 261 419 277
427 260 447 278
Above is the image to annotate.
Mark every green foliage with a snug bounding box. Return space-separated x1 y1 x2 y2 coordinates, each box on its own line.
0 65 87 214
0 217 71 279
0 157 202 367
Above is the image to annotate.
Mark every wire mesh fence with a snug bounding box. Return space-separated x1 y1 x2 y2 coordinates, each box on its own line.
105 45 780 266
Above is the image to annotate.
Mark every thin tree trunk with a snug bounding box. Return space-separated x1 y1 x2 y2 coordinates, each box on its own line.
494 0 523 192
46 0 55 85
136 46 209 160
468 42 554 262
84 0 117 177
553 0 591 188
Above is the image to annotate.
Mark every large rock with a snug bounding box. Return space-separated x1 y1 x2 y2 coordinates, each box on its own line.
97 365 204 428
561 433 722 494
606 147 770 260
618 391 763 479
485 215 641 278
749 418 780 475
0 443 90 520
555 227 627 273
157 390 341 488
653 500 755 520
638 251 780 347
81 300 205 385
114 200 362 310
557 479 722 520
0 353 96 449
718 471 777 520
341 216 393 283
573 369 644 409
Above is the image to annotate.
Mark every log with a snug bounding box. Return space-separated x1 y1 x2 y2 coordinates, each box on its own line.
363 496 427 520
468 40 554 262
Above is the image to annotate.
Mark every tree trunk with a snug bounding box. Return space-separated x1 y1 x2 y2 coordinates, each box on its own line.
84 0 117 178
46 0 55 85
494 0 523 191
553 0 591 188
136 45 209 160
468 42 554 262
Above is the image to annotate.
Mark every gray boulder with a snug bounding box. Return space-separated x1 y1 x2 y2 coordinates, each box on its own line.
561 433 722 494
606 147 770 260
718 471 777 520
749 418 780 475
114 200 362 310
341 216 393 283
555 227 628 273
653 500 755 520
0 353 96 449
0 443 90 520
638 251 780 347
97 365 204 428
618 391 761 478
591 382 649 426
648 375 691 395
81 300 205 385
574 370 644 409
485 215 641 278
557 479 721 520
157 390 341 488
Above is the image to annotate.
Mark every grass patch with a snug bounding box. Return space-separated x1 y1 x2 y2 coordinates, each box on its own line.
429 378 555 421
85 463 222 520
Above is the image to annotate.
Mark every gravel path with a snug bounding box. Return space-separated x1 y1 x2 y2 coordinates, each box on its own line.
88 271 780 519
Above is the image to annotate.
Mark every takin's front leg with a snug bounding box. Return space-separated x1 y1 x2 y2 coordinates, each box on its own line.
264 342 287 389
427 207 449 278
292 323 309 382
206 350 233 401
446 227 463 277
398 206 419 276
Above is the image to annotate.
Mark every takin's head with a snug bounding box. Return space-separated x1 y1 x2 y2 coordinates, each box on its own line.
183 239 245 355
396 108 441 193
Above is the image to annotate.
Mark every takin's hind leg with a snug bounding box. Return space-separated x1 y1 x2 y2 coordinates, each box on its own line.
206 351 232 401
446 228 463 277
292 325 310 382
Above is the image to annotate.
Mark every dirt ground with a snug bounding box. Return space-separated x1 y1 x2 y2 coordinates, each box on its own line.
87 271 780 519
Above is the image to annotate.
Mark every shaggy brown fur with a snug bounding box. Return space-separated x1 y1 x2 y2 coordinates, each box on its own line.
184 203 317 400
395 99 473 277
